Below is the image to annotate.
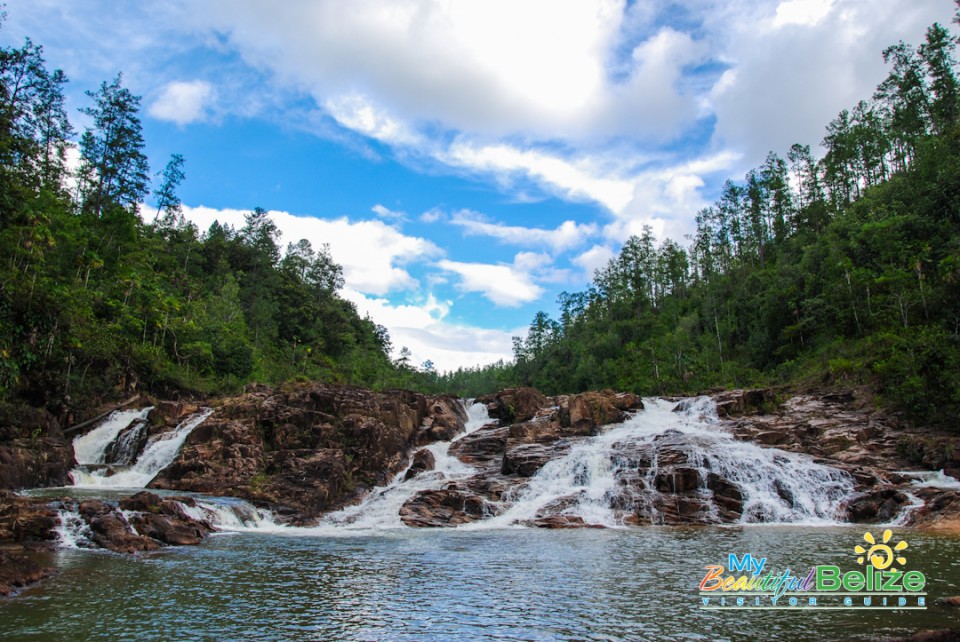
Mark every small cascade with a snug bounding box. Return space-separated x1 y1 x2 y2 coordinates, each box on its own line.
318 401 491 530
54 506 94 549
174 497 285 532
901 469 960 491
70 409 214 488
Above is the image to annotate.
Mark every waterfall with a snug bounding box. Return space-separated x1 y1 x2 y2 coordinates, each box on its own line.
70 409 213 489
71 408 153 465
316 401 492 531
466 397 855 529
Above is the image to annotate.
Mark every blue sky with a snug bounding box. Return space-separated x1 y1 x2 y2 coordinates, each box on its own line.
2 0 954 371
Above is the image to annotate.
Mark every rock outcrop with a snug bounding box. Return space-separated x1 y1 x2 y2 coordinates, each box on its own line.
150 383 467 521
0 404 74 490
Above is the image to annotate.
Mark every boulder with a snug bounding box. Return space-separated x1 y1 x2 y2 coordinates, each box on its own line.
404 449 436 480
399 488 495 527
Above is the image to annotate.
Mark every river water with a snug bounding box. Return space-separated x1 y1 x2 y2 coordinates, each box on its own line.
3 400 960 640
3 527 960 641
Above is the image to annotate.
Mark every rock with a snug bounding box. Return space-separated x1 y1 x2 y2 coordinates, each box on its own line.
147 401 201 435
418 396 467 444
935 597 960 607
0 404 73 490
0 551 54 596
502 441 572 477
477 388 548 425
713 389 774 417
404 449 436 480
449 423 509 467
151 383 444 520
399 488 495 527
558 390 641 433
845 488 911 523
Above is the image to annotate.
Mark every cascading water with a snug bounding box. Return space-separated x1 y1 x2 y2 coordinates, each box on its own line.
468 396 856 529
71 408 153 466
316 401 492 531
69 408 213 488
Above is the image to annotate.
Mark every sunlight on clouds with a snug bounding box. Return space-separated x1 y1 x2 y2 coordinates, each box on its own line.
325 93 421 145
773 0 834 28
148 80 214 126
572 245 616 280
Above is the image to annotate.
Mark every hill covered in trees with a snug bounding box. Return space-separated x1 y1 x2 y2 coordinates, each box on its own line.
0 25 406 419
438 15 960 431
3 12 960 434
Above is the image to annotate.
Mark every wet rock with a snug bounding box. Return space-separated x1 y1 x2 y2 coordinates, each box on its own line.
399 488 495 527
404 449 436 480
0 551 54 596
152 383 448 520
78 499 162 553
128 512 208 546
449 423 509 467
0 491 59 546
845 488 912 523
502 441 572 477
880 630 960 642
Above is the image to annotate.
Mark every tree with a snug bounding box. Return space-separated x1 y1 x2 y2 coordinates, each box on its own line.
77 74 149 216
154 153 185 224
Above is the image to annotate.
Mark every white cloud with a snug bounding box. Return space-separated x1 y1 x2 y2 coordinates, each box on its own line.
442 141 636 213
180 205 440 295
449 210 597 253
420 209 444 223
372 204 406 220
572 245 616 280
773 0 834 28
343 289 516 371
148 80 214 125
438 255 546 307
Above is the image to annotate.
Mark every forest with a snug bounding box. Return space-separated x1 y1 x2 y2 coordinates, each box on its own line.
2 13 959 431
437 16 960 431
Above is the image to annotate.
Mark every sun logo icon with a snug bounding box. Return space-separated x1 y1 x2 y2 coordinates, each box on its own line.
855 529 908 570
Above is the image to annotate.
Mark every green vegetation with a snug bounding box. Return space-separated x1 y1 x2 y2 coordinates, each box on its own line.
440 13 960 429
0 20 411 417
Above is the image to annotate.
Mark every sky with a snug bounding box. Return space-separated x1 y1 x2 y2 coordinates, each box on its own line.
2 0 955 372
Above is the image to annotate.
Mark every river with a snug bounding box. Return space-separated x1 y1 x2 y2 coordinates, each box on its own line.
2 400 959 641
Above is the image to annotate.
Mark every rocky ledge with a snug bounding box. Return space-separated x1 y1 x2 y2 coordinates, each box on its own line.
149 382 466 522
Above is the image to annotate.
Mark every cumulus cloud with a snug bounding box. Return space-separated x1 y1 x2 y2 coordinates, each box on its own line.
180 205 440 295
148 80 214 125
572 245 616 280
438 255 546 307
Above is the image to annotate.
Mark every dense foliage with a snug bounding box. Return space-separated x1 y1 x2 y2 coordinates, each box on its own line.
0 26 407 417
445 15 960 429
